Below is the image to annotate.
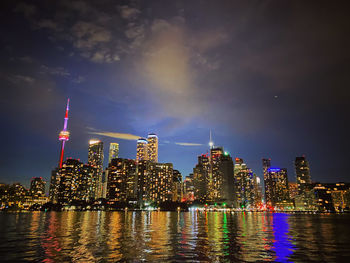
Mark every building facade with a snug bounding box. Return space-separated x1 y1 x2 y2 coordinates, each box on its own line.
147 133 158 163
88 140 104 199
108 143 119 164
136 138 148 163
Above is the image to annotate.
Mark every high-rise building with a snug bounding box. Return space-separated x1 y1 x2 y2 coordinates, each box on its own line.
57 158 83 205
172 169 182 202
137 161 174 204
264 167 291 208
183 173 195 201
106 158 137 204
211 147 235 205
136 138 148 163
294 156 311 195
147 133 158 163
193 154 211 202
30 177 46 198
234 158 255 208
51 159 96 205
88 139 104 199
49 168 60 202
108 143 119 164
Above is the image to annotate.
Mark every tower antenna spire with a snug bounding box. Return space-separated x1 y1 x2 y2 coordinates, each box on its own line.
58 98 70 168
209 129 214 149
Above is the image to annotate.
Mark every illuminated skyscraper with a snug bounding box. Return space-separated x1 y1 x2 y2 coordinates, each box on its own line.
106 158 137 203
88 139 104 199
136 138 148 162
264 167 291 208
193 154 211 202
30 177 45 198
108 143 119 164
172 169 182 202
211 147 235 205
147 133 158 162
234 158 255 208
57 158 83 205
294 156 311 194
137 161 174 204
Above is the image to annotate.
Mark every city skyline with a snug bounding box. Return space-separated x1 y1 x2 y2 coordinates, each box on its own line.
1 1 349 187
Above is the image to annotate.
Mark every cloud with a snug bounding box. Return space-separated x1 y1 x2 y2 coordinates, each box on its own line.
119 5 141 20
175 142 203 146
88 131 140 141
14 3 36 18
8 74 35 84
40 65 70 77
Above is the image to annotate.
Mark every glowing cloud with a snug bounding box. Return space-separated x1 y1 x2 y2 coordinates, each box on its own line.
175 142 203 146
88 131 140 141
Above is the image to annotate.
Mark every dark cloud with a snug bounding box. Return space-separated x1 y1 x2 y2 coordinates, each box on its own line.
0 0 349 184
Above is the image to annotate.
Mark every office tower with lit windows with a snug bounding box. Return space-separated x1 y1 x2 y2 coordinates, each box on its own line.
108 143 119 164
49 168 60 202
88 140 104 199
262 158 272 206
57 158 83 205
294 156 311 194
147 133 158 162
210 147 235 205
136 138 148 162
234 158 255 208
148 162 174 203
252 174 263 207
106 158 137 204
137 161 174 204
183 173 195 201
30 177 45 198
193 154 211 202
172 169 182 202
264 167 291 208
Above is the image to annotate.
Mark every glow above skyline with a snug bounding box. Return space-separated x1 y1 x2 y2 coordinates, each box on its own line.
0 1 349 186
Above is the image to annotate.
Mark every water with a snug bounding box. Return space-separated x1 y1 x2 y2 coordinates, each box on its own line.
0 211 349 262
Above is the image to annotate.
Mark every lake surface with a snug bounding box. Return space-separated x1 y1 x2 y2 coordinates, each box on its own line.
0 211 349 262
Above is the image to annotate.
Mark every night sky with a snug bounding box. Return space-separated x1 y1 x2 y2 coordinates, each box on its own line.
1 0 349 187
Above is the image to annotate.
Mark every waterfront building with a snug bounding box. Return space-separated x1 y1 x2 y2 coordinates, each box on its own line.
57 158 83 205
108 143 119 164
49 168 60 202
193 154 211 202
263 159 291 209
137 161 174 204
288 182 298 200
147 133 158 163
29 177 45 198
211 147 235 205
106 158 137 204
183 174 195 201
88 139 104 199
136 138 148 163
252 174 263 207
234 158 255 208
172 169 182 202
294 156 311 195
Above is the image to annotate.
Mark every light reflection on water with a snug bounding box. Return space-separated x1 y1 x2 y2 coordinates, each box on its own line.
0 211 349 262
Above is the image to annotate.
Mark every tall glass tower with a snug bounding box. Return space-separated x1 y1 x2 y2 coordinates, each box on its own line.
147 133 158 163
88 139 104 199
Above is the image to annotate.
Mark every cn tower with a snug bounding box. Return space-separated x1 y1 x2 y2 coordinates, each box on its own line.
58 99 70 168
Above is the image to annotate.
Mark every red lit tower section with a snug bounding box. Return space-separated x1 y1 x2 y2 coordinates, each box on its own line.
58 99 70 168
